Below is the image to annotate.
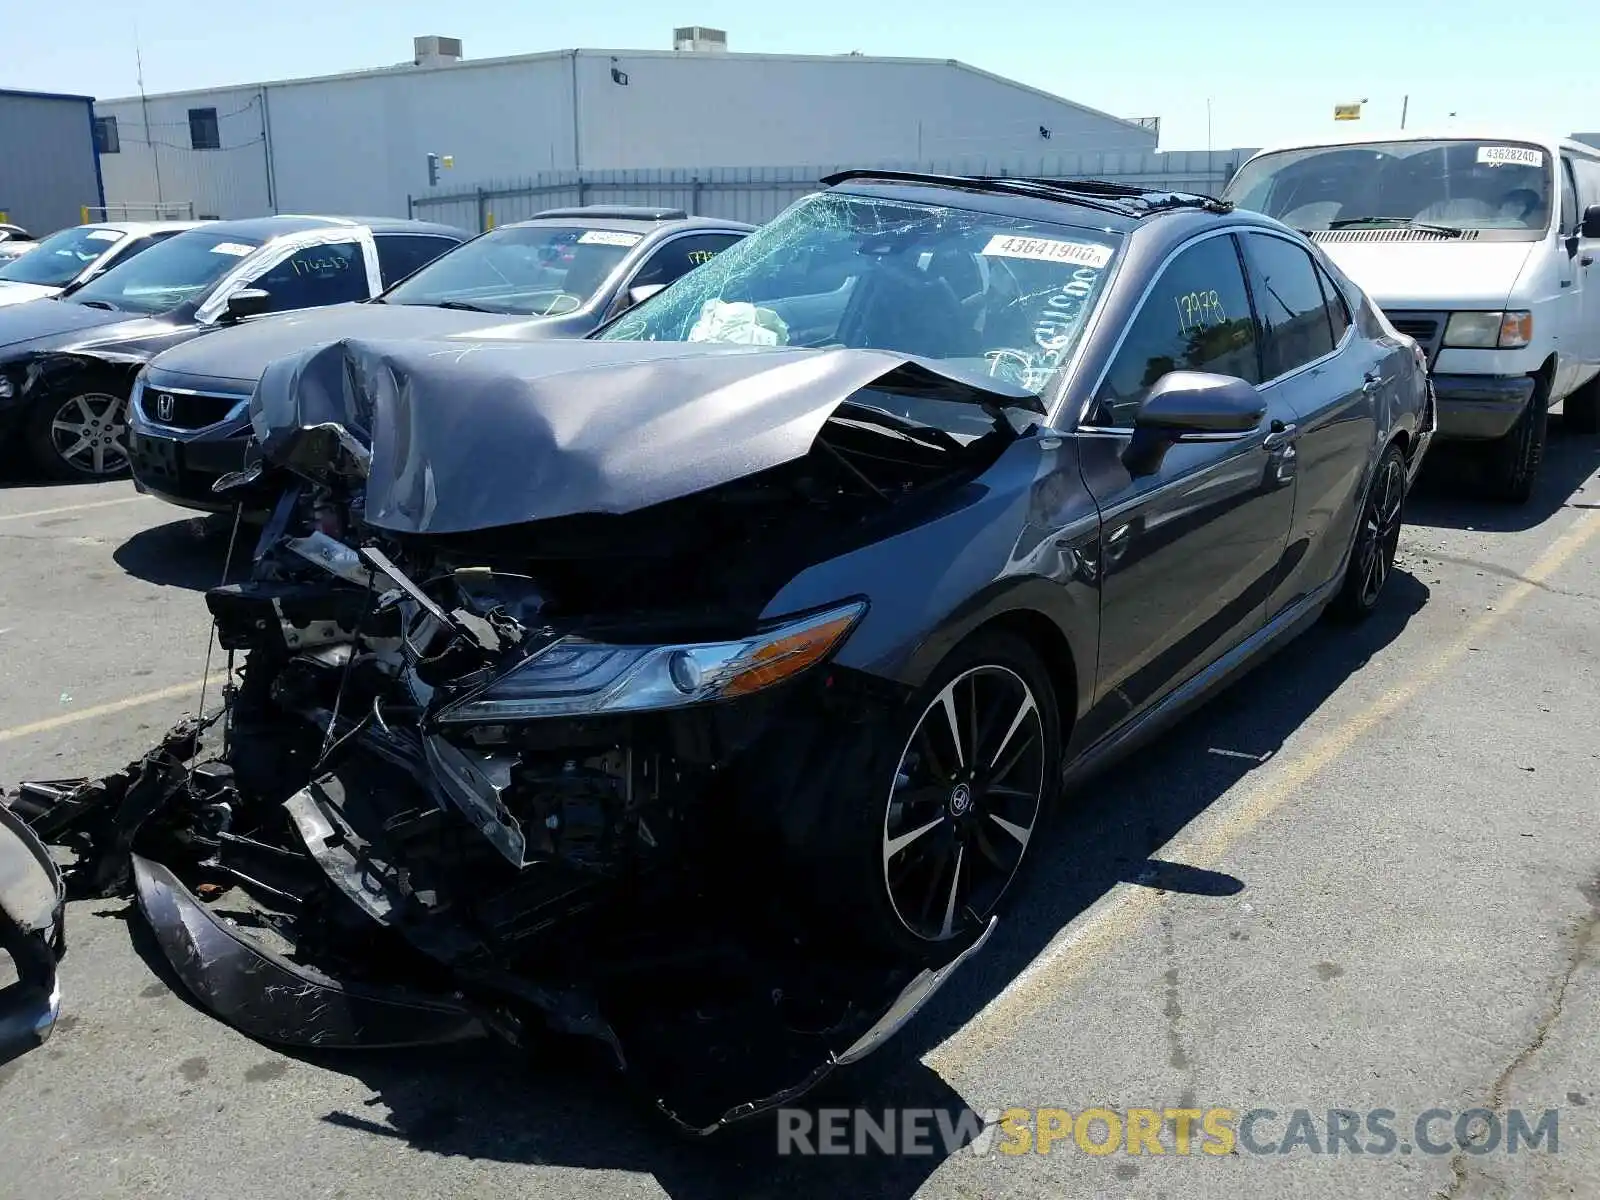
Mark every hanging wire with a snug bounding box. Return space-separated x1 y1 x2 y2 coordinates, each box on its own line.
188 503 245 787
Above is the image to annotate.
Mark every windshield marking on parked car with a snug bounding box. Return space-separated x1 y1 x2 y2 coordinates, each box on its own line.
578 230 642 246
210 242 255 256
980 234 1114 268
1478 146 1543 167
86 230 122 242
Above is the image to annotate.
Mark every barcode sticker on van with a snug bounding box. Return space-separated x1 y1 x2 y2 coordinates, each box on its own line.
980 235 1113 268
210 242 255 256
86 230 122 242
578 230 642 247
1478 146 1544 168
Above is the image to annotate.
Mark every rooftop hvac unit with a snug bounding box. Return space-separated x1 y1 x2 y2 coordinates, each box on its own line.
414 36 464 66
673 26 728 52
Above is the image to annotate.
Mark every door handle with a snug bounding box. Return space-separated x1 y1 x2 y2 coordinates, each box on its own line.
1263 421 1298 450
1583 255 1595 267
1362 371 1384 393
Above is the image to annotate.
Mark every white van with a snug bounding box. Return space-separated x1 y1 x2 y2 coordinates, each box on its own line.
1223 130 1600 502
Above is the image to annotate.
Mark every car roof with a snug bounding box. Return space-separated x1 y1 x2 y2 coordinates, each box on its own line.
504 208 755 235
1243 128 1600 160
820 171 1231 234
86 220 208 235
187 215 471 241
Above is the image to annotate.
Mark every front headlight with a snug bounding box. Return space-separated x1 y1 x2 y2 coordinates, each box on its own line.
434 600 868 723
126 371 146 424
1443 310 1533 349
0 372 13 401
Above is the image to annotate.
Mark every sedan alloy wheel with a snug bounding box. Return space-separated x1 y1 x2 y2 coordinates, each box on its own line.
882 663 1046 942
48 392 129 477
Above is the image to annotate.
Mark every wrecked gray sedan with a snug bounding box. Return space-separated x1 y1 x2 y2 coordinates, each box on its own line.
4 172 1431 1129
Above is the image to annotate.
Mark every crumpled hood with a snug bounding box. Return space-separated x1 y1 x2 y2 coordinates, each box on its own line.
0 282 60 309
148 302 556 389
0 298 133 353
249 336 1038 535
1309 237 1535 309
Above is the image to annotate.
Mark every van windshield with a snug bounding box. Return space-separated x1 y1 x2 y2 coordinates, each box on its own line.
1225 139 1554 236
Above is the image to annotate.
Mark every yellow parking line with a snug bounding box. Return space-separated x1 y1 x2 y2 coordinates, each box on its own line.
928 505 1600 1075
0 673 229 744
0 496 148 524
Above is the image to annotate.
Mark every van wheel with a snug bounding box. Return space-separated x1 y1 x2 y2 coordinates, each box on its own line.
1564 374 1600 435
1485 375 1548 504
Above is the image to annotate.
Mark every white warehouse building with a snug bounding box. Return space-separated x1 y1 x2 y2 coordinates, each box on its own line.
91 32 1184 225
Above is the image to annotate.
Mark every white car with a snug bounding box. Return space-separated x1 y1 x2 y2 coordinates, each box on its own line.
0 224 37 262
1225 129 1600 502
0 221 205 307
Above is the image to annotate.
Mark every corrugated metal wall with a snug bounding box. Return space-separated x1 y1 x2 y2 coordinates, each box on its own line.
0 91 102 234
409 150 1257 231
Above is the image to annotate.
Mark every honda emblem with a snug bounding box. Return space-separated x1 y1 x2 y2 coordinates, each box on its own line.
155 393 175 422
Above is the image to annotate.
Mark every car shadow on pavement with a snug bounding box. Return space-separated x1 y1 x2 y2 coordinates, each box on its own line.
113 514 252 590
190 569 1427 1199
1408 415 1600 533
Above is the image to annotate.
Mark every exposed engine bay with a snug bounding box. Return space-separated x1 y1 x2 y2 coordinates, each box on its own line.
4 336 1032 1131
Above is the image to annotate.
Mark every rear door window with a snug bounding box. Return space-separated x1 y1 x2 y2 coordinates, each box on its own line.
1091 233 1260 427
375 234 462 288
1239 232 1337 379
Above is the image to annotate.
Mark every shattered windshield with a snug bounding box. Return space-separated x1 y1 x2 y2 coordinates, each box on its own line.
381 225 640 316
1225 139 1554 235
599 192 1121 395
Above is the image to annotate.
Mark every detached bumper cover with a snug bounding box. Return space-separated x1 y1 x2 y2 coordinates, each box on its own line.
131 853 485 1049
0 804 66 1067
1431 373 1536 441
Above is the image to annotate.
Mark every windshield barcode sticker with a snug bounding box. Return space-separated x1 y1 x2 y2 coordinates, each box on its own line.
1478 146 1544 168
87 230 122 242
209 242 255 257
578 230 643 247
981 235 1113 268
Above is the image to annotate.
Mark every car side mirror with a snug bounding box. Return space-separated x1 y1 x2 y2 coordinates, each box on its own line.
1582 204 1600 240
1122 371 1266 476
619 282 667 313
222 288 271 322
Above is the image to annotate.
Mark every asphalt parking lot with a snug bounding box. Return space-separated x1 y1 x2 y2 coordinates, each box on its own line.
1 424 1597 1200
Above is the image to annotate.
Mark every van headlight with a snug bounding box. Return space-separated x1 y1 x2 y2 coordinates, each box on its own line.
434 600 867 723
1444 310 1533 349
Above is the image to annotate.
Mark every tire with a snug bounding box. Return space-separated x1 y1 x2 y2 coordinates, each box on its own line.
1563 373 1600 435
1329 441 1407 623
1484 374 1548 504
24 384 131 480
801 629 1064 959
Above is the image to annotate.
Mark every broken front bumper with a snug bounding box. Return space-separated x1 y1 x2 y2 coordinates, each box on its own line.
0 804 66 1066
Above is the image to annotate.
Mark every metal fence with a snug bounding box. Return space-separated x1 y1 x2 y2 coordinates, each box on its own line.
408 149 1255 231
83 201 197 223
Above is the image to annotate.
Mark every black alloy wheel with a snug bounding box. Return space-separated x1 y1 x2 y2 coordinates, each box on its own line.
1331 441 1407 621
881 657 1050 944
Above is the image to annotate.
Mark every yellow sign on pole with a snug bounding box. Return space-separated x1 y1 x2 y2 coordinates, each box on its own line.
1334 103 1362 121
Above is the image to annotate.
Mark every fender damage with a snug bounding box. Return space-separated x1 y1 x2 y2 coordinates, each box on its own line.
4 335 1040 1130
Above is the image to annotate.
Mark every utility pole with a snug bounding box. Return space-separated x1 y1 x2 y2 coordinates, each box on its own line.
1206 97 1213 158
1401 94 1409 130
135 26 163 205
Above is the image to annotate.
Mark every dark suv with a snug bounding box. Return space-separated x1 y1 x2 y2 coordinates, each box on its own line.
0 215 467 479
128 206 751 512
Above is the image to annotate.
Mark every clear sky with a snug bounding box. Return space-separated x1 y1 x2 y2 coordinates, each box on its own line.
5 0 1582 151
